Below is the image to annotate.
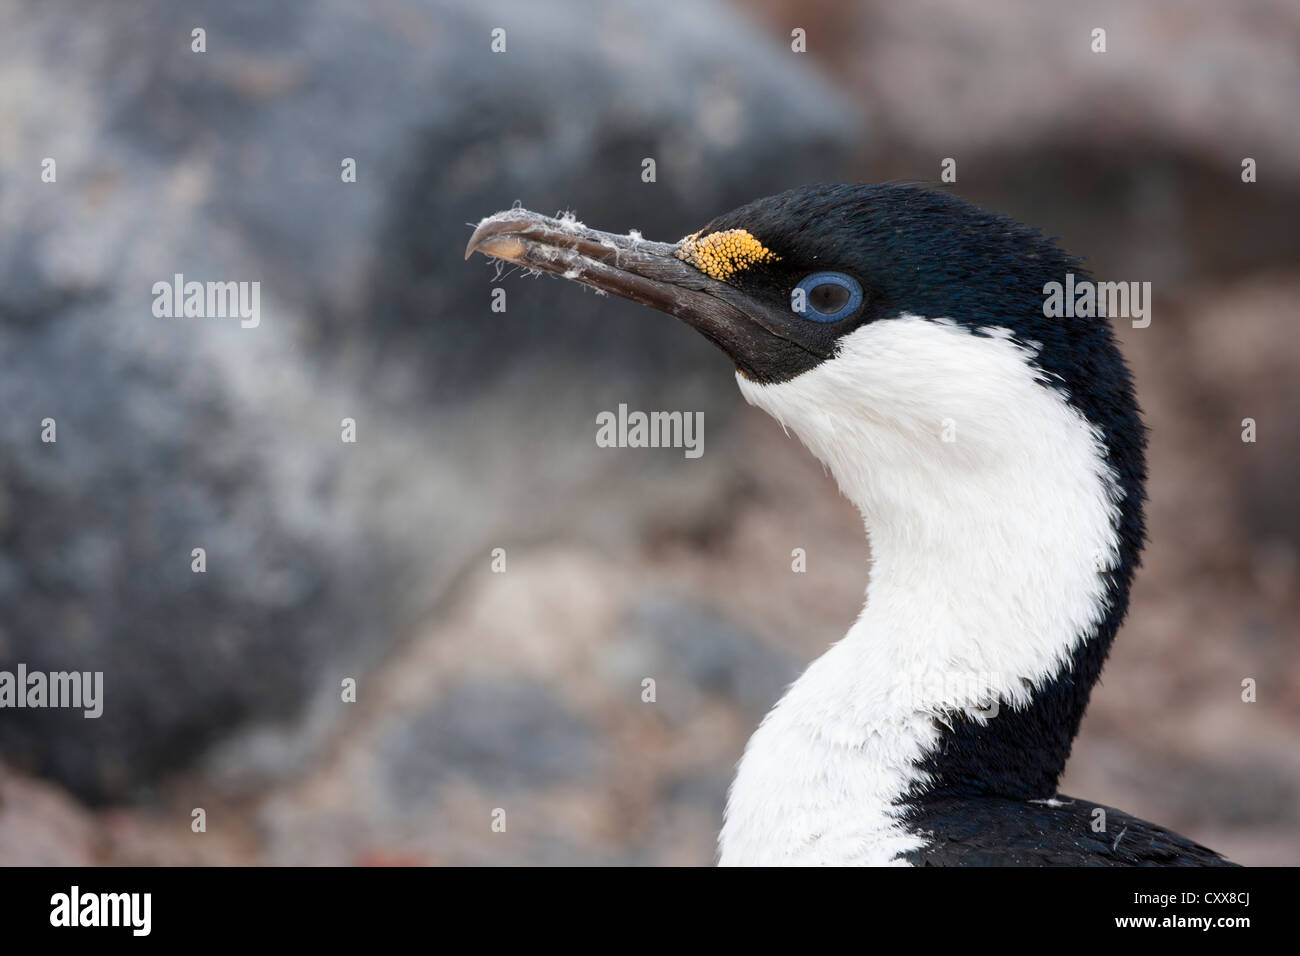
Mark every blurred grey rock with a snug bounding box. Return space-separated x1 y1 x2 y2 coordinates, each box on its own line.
380 679 600 800
0 0 858 800
610 594 799 722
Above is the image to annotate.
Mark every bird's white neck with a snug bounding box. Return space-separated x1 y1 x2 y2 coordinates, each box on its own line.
721 316 1123 865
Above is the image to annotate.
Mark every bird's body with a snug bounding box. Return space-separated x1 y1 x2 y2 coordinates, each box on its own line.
466 184 1236 866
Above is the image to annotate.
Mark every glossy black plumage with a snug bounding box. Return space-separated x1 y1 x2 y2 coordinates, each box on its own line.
903 795 1237 866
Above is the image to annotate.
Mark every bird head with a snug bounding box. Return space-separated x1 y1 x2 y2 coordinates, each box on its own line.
465 184 1142 499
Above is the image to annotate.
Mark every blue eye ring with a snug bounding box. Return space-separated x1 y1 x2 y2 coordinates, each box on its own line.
791 272 864 323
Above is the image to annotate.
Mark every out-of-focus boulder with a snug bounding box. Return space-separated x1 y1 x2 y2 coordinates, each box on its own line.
0 0 859 801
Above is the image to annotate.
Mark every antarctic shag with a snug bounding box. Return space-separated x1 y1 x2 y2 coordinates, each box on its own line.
466 184 1236 866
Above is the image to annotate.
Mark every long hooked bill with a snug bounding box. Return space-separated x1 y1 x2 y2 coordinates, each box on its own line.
465 208 820 379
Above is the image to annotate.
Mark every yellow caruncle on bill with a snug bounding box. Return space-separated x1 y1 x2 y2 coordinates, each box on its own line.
675 229 779 281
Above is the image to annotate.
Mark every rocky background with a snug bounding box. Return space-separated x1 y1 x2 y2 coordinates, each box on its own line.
0 0 1296 865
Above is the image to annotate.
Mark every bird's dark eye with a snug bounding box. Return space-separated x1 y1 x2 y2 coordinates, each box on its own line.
791 272 863 323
